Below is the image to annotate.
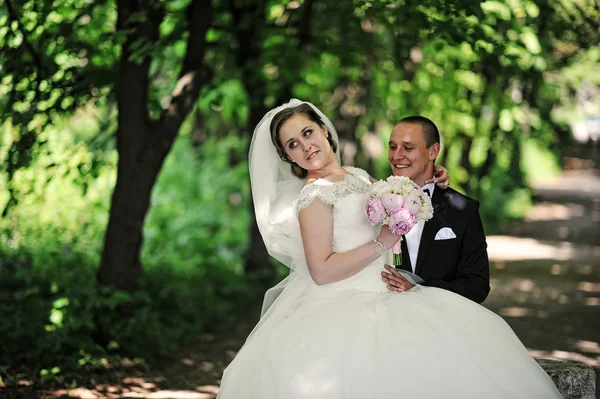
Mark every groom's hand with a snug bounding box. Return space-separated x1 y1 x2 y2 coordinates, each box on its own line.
382 265 415 292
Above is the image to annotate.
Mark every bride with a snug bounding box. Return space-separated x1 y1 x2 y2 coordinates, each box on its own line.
217 99 561 398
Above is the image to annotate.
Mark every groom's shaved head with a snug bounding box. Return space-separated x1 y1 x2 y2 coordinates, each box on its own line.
396 116 440 148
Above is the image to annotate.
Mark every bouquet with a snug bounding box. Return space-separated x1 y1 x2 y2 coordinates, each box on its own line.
364 176 434 266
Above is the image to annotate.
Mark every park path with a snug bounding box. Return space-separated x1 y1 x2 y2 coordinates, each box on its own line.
483 143 600 398
485 144 600 365
31 144 600 399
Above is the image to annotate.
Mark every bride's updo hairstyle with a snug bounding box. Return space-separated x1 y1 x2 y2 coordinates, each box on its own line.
270 103 338 178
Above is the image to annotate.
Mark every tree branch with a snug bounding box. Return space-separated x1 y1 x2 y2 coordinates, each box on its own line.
298 0 314 45
116 0 165 138
158 0 212 137
275 0 315 105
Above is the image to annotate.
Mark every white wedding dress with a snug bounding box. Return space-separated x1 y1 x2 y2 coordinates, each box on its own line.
218 167 561 399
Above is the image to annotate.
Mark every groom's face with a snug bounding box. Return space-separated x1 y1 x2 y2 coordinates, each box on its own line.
388 123 438 187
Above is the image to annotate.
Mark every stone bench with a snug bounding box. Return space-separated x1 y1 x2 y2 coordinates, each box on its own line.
537 359 597 398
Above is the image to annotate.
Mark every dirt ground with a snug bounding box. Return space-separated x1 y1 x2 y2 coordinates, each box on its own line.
7 147 600 399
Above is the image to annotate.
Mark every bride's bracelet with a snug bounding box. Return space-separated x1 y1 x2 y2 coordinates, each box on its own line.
371 239 387 257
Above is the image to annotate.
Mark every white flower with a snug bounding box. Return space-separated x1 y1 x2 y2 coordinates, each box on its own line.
417 195 434 220
371 180 392 197
386 175 409 188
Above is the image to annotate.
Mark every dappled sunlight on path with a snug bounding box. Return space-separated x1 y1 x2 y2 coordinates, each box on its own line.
487 235 600 262
53 386 219 399
482 164 600 395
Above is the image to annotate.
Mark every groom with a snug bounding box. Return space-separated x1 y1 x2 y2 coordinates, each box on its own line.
382 116 490 303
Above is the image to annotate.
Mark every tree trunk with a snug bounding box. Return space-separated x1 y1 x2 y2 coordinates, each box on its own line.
460 135 474 195
227 0 274 280
97 2 157 288
98 127 171 290
97 0 212 291
244 101 273 280
246 197 273 279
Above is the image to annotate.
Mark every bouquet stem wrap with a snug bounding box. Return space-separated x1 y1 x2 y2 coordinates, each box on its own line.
392 238 403 267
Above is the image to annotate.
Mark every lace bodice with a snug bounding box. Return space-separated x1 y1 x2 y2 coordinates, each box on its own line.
294 167 388 292
296 167 372 213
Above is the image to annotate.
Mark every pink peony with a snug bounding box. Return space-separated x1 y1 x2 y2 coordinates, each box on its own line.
388 208 416 235
381 192 404 212
365 196 387 225
403 192 422 215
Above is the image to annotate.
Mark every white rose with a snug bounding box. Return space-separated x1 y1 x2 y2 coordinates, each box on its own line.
417 198 434 220
371 180 392 197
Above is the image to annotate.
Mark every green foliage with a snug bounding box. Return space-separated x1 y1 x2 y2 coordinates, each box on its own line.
144 136 250 275
0 114 254 381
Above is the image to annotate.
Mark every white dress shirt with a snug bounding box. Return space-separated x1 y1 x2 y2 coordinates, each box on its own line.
404 182 435 272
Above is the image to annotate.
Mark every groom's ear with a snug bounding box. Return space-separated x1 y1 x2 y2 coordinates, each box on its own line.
428 143 441 160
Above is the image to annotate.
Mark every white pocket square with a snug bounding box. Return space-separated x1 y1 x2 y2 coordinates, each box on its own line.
435 227 456 240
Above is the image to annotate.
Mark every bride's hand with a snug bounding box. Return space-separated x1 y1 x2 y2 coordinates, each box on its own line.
376 225 401 250
425 165 449 189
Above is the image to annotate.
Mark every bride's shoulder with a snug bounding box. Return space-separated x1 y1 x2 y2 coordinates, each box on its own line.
343 166 372 183
295 170 348 213
296 175 346 213
295 168 371 214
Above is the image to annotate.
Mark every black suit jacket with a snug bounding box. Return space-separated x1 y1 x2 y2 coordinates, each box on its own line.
402 186 490 303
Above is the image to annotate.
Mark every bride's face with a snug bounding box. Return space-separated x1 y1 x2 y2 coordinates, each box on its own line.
278 113 333 171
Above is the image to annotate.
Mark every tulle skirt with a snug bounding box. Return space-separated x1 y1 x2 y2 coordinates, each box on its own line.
218 278 561 399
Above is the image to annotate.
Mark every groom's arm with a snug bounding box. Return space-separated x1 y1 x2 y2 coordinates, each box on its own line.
422 202 490 303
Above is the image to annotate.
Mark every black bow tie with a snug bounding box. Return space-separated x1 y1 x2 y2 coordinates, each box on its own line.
423 188 431 197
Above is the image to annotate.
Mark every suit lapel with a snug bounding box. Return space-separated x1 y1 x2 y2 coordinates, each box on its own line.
415 187 445 275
